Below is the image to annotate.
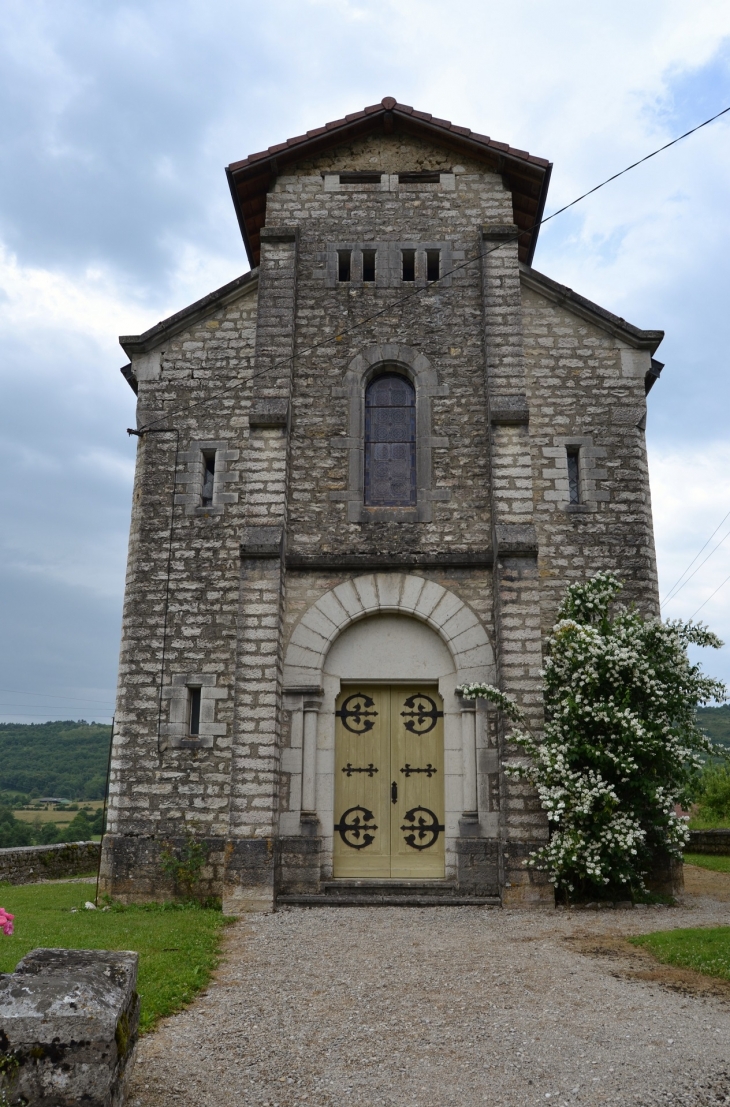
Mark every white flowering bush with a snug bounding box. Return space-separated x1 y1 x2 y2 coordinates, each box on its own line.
458 571 726 901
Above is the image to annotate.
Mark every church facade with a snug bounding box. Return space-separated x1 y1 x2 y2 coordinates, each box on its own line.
100 98 665 910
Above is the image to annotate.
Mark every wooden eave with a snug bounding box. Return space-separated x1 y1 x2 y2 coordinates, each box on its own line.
226 98 552 266
520 264 664 353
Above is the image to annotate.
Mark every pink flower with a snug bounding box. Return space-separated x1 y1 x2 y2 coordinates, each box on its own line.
0 908 14 936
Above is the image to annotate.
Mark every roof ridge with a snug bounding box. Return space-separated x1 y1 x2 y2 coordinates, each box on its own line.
228 97 549 172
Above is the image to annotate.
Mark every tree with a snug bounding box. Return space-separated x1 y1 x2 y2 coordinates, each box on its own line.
458 572 726 901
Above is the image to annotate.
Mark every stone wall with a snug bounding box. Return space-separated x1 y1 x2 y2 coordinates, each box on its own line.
687 829 730 855
101 278 259 900
103 123 663 908
0 841 100 885
522 279 660 633
271 133 502 560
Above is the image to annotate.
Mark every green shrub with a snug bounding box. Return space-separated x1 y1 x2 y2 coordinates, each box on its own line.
694 763 730 823
459 571 727 902
0 807 32 849
159 828 209 900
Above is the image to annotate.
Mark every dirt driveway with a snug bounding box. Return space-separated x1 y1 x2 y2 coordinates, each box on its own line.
128 875 730 1107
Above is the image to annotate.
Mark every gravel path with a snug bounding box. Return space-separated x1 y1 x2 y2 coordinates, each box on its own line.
129 880 730 1107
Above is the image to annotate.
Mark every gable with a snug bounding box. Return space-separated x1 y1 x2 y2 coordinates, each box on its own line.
519 265 663 353
226 97 551 267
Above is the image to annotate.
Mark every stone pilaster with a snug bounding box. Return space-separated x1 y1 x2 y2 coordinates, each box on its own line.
223 227 298 912
481 224 552 906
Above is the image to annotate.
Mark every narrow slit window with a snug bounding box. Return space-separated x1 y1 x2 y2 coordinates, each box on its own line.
364 373 416 506
401 249 415 282
567 449 581 504
201 450 216 506
362 249 376 283
337 249 351 282
188 687 201 737
426 249 440 282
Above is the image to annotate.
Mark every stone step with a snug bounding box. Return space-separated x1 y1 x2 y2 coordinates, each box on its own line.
277 894 501 908
322 880 460 897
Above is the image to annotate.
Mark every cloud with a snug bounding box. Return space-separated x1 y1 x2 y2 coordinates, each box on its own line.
2 0 730 717
651 440 730 686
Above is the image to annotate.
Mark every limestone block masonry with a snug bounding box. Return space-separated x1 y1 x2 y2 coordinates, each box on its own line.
101 99 665 910
0 948 139 1107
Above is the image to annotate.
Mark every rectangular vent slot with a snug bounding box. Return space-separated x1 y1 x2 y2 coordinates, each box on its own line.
337 249 351 282
362 250 376 283
398 171 440 183
426 249 440 282
339 172 382 184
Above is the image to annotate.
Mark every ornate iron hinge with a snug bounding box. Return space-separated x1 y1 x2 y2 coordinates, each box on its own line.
342 762 379 777
400 762 437 778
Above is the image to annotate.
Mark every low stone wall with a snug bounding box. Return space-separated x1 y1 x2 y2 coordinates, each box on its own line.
687 829 730 855
0 947 139 1106
0 841 100 884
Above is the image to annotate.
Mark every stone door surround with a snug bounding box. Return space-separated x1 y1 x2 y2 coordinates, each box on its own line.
283 572 493 690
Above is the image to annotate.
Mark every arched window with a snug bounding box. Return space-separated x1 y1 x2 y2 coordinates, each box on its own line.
364 373 416 506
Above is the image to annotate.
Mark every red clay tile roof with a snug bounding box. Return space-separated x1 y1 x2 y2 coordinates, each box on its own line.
226 97 552 266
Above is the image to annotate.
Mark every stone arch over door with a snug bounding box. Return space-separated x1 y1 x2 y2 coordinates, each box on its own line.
329 344 451 522
284 573 493 687
281 574 496 879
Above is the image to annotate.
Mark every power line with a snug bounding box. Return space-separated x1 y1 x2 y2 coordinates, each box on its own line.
661 505 730 604
0 713 113 720
689 571 730 620
661 522 730 607
0 703 113 711
133 101 730 437
0 687 114 706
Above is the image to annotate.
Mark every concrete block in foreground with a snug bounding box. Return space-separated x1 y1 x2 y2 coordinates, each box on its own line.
0 947 139 1106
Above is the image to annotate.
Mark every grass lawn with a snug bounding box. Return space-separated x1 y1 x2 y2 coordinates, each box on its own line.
0 882 232 1032
631 927 730 983
684 852 730 873
688 816 730 830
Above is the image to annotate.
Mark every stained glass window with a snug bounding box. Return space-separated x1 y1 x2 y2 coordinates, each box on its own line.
364 373 416 506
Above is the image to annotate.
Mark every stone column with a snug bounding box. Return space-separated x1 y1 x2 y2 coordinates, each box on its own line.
300 696 321 818
460 698 478 819
223 226 298 913
481 223 551 906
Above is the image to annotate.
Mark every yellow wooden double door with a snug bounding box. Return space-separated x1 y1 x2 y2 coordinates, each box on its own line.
333 685 445 879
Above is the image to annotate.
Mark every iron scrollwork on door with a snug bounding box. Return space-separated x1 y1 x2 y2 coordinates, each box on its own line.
400 693 443 735
336 693 379 735
400 806 445 851
341 762 379 777
334 806 378 849
400 762 437 778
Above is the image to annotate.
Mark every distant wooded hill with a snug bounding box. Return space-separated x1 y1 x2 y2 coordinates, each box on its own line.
697 705 730 749
0 708 726 804
0 721 112 801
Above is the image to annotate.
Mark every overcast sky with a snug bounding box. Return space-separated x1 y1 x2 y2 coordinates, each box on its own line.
1 0 730 723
